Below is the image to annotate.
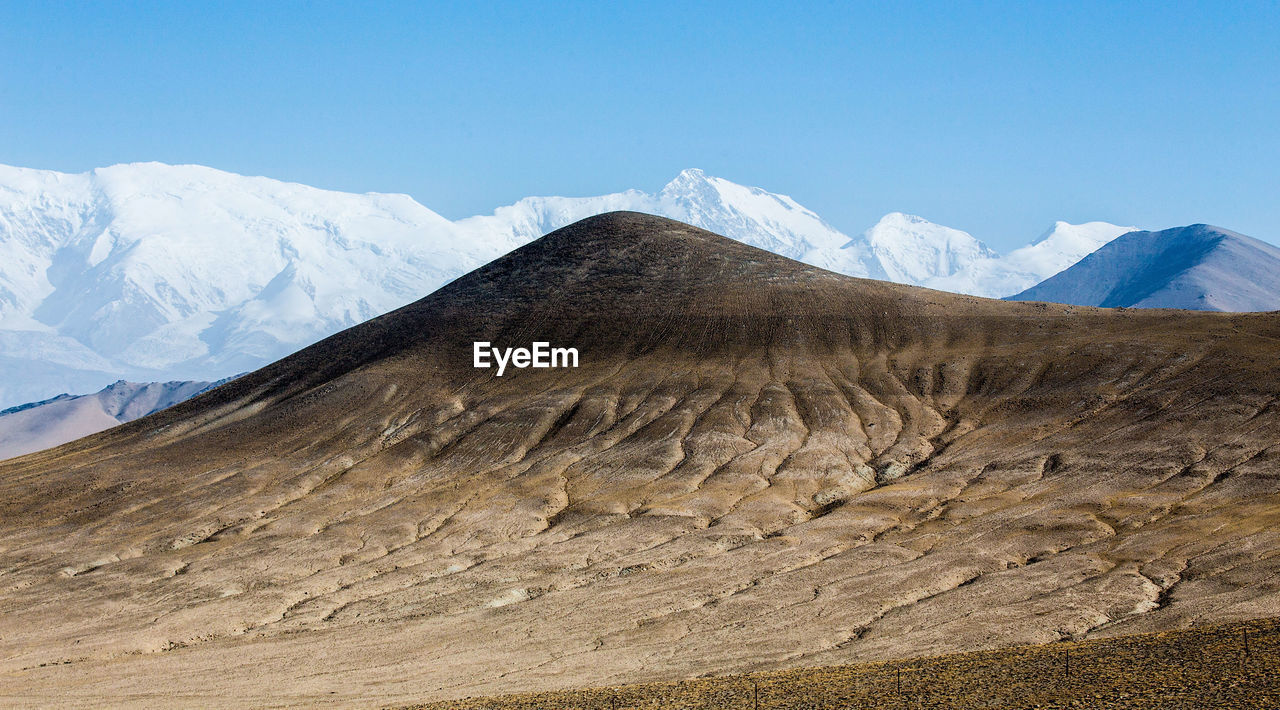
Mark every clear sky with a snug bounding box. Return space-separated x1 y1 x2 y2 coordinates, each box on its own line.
2 1 1278 250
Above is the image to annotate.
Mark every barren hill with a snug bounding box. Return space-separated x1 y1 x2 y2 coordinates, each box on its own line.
2 212 1279 708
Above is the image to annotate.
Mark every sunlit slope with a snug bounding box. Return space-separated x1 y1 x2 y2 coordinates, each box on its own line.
2 212 1279 708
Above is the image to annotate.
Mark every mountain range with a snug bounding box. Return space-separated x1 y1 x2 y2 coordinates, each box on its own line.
3 213 1277 707
0 162 1134 409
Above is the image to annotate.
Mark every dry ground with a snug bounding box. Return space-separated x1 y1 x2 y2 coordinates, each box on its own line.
406 616 1280 709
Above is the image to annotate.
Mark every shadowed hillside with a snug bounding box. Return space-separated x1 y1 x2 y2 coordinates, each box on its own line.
2 212 1279 707
1010 224 1280 311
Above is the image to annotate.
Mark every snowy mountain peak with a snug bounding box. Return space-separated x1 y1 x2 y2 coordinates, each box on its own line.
853 212 997 284
875 212 941 229
1036 220 1082 243
1000 221 1138 281
658 168 726 206
654 170 850 261
664 167 710 185
908 219 1136 299
1030 220 1136 249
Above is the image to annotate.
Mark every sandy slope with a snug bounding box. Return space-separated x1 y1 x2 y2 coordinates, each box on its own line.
1 213 1278 707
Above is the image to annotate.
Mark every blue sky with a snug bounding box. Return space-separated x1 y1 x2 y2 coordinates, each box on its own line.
2 1 1277 250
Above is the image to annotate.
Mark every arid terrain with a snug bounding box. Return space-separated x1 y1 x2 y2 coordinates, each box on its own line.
407 616 1280 709
2 212 1279 707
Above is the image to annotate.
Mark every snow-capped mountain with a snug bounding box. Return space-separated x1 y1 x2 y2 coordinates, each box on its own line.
0 162 1133 408
457 169 871 277
1009 225 1280 311
852 212 999 284
0 378 228 460
922 220 1138 297
0 163 504 407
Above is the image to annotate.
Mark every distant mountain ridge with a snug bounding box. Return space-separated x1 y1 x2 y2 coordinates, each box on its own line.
0 162 1131 408
1009 225 1280 311
0 377 232 460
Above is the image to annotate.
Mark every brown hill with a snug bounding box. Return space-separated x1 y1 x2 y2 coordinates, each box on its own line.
2 212 1279 707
